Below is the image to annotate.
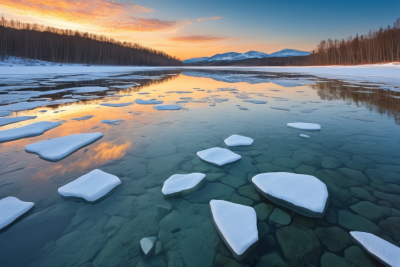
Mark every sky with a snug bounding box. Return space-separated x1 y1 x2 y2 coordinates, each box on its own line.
1 0 399 60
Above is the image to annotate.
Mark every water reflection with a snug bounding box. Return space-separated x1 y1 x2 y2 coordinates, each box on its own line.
0 69 399 267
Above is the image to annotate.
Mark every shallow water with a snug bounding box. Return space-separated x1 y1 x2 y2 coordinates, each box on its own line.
0 69 400 267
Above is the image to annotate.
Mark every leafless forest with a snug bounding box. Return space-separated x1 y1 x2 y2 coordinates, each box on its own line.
0 16 182 66
187 17 400 66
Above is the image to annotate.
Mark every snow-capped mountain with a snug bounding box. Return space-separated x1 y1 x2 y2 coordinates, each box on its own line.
182 49 310 63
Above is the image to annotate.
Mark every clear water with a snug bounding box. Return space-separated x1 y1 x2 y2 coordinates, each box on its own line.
0 69 399 267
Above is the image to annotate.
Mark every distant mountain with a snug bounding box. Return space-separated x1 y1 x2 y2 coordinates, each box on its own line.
182 49 310 63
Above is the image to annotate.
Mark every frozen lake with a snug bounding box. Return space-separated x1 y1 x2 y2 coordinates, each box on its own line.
0 68 399 267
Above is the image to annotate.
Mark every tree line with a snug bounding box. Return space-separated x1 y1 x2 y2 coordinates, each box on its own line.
185 17 400 66
0 16 182 66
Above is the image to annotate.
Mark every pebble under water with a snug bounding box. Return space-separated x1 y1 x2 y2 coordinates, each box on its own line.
0 69 400 267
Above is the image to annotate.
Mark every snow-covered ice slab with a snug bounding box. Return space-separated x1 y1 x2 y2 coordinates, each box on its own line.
197 147 241 166
58 169 121 202
350 231 400 267
71 86 109 94
0 197 34 230
101 119 123 125
252 172 329 218
299 134 309 138
153 105 182 110
100 102 133 107
25 132 103 161
224 135 254 146
162 173 206 198
0 111 11 117
287 122 321 131
71 115 94 121
0 116 37 127
135 99 163 105
0 101 46 111
140 236 158 255
210 200 258 261
0 121 61 142
243 100 267 104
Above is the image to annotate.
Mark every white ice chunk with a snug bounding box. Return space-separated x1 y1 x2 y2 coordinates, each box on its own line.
101 119 123 125
0 101 46 111
162 173 206 196
138 92 149 94
197 147 241 166
25 132 103 161
299 134 309 138
0 196 35 230
71 115 94 121
140 236 158 255
135 99 163 105
210 200 258 259
0 111 11 117
153 105 182 110
350 231 400 266
252 172 329 216
0 121 61 142
0 116 37 127
287 122 321 130
224 135 254 146
243 100 267 104
58 169 121 201
100 102 133 107
70 86 109 93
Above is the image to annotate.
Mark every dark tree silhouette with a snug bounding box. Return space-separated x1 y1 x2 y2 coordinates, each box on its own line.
0 16 182 66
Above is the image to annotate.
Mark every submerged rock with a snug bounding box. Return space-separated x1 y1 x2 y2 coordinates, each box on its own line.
252 172 329 218
269 208 291 225
314 226 352 252
350 201 400 221
338 210 381 234
210 200 258 261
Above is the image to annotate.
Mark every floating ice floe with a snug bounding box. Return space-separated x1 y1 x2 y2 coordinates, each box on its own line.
140 236 158 256
270 107 290 111
224 135 254 146
58 169 121 202
162 173 206 198
71 115 94 121
70 86 109 94
355 91 373 94
101 119 123 125
134 99 163 105
153 105 182 110
100 102 133 107
111 84 137 89
25 132 103 161
287 122 321 130
0 101 46 111
243 100 267 104
299 134 309 138
0 111 11 117
252 172 329 218
138 92 149 94
197 147 241 166
210 200 258 261
0 116 37 127
350 231 400 266
0 196 35 230
0 121 61 142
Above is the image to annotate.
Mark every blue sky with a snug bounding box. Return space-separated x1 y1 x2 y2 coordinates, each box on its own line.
1 0 398 59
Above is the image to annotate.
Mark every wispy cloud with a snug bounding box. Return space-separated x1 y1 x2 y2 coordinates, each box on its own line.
0 0 187 32
197 16 225 22
169 35 229 43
